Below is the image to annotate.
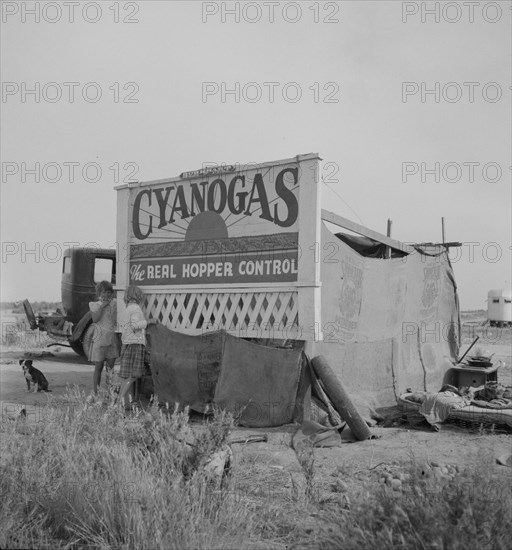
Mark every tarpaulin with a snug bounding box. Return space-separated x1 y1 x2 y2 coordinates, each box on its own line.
309 223 461 407
213 337 303 427
147 324 303 426
147 324 224 412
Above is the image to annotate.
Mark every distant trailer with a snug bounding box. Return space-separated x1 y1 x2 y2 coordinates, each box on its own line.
487 289 512 327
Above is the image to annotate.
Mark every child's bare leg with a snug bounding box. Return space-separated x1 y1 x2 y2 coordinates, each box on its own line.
105 358 116 388
93 362 104 393
119 377 136 407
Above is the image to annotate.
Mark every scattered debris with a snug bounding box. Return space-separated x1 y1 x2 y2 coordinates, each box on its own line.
496 452 512 468
292 420 343 449
4 404 26 422
228 434 268 445
203 446 233 478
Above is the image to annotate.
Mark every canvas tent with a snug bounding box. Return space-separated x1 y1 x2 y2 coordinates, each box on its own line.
309 220 460 408
115 154 461 422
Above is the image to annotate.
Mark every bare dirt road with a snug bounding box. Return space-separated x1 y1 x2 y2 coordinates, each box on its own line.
1 347 93 408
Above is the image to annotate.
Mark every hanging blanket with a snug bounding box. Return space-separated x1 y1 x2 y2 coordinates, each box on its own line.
214 337 303 427
147 325 225 412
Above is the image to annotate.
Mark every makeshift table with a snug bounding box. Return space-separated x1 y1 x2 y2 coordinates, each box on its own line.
450 363 500 389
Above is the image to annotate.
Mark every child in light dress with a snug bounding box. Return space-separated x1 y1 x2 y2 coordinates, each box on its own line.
88 281 119 393
118 285 156 408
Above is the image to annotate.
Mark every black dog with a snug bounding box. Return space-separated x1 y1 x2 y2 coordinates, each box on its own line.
20 359 51 392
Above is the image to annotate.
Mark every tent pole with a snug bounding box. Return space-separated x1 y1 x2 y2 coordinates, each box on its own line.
386 219 392 258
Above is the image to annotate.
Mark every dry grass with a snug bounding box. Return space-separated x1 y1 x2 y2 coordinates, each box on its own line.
0 388 252 550
0 313 50 350
301 452 512 550
1 389 511 549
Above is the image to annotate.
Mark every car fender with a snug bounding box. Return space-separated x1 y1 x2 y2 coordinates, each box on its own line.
69 311 93 342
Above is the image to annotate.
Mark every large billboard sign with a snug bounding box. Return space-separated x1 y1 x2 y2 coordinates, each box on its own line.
116 154 322 339
125 160 309 287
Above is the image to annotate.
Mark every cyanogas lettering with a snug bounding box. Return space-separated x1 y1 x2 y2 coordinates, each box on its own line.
244 173 273 221
132 189 152 239
132 168 299 240
274 167 298 227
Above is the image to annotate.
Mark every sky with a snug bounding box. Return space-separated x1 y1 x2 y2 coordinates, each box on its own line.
0 0 511 311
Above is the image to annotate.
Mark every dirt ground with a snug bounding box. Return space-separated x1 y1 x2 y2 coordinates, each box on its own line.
1 340 511 489
1 347 92 407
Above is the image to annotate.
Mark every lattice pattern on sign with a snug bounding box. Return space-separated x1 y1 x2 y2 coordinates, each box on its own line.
143 291 299 335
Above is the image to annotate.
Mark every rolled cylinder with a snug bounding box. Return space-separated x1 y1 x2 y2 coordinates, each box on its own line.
311 355 372 441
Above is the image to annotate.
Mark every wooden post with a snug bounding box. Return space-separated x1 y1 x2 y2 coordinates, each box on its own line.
441 217 446 244
297 154 323 341
386 219 392 258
